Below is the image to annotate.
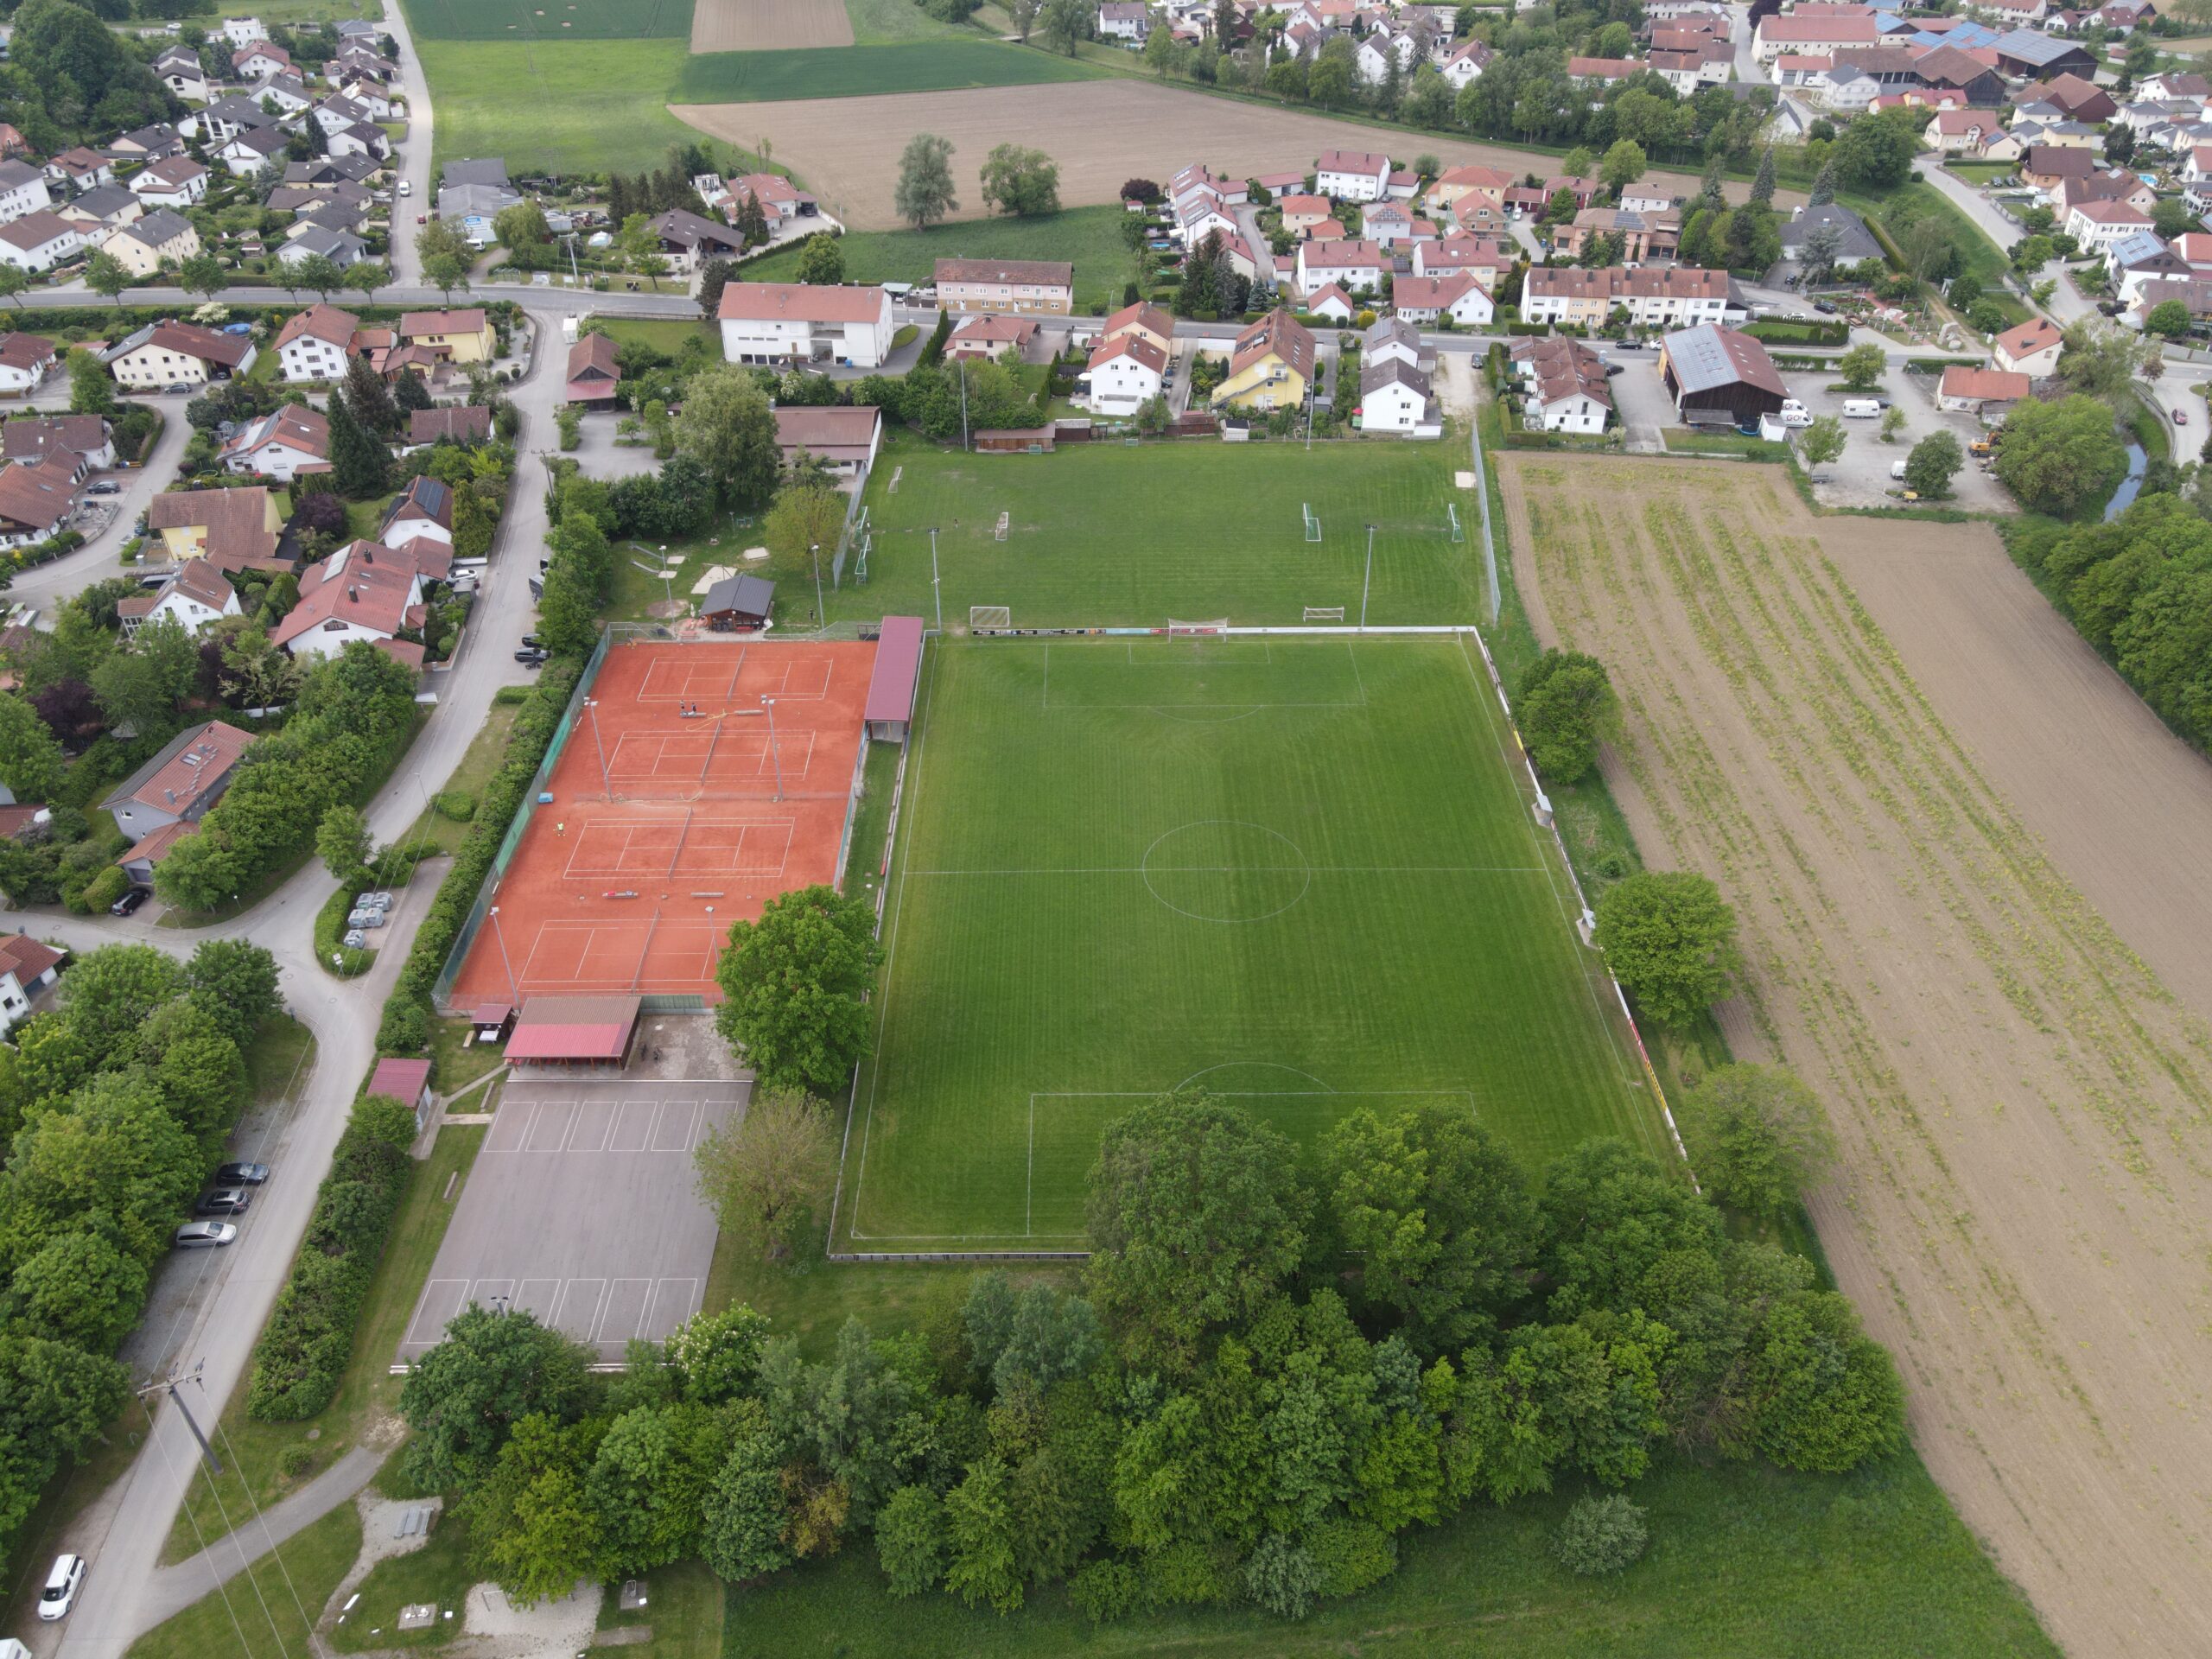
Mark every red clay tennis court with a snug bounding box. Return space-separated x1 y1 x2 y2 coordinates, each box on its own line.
450 639 877 1005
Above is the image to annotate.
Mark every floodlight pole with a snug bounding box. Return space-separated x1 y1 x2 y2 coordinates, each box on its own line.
761 696 784 800
1361 524 1376 630
929 527 942 632
809 541 823 627
583 696 609 795
488 905 518 1001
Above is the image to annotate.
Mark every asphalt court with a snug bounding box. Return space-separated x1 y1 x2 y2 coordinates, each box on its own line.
399 1078 747 1364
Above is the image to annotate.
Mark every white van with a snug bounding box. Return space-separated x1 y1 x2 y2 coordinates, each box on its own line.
1777 399 1813 427
1890 458 1910 480
1842 398 1883 419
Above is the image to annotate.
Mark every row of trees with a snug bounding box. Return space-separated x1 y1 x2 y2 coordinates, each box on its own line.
396 1078 1895 1620
0 936 281 1563
894 135 1063 230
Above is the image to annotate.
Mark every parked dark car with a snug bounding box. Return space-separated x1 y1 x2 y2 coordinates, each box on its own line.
194 1187 251 1216
515 647 549 665
215 1161 270 1185
110 887 149 918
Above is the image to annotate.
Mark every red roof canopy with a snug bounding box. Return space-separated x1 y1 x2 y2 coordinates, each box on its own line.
367 1057 431 1102
865 617 925 723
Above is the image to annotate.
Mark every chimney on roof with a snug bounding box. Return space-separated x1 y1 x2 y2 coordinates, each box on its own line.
348 584 358 601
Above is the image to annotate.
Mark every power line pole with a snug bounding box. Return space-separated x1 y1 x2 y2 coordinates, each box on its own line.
139 1364 221 1476
761 696 785 800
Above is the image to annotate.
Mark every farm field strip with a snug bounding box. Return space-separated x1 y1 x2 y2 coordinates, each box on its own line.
674 80 1804 230
401 0 694 38
1498 454 2212 1659
838 635 1663 1249
690 0 854 51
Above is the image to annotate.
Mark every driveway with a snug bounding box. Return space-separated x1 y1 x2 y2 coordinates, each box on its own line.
1610 355 1677 449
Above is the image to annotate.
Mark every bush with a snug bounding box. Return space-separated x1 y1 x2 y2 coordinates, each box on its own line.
1070 1558 1146 1623
277 1443 318 1480
1309 1517 1396 1599
244 1094 419 1421
77 865 130 914
434 788 477 823
1555 1494 1649 1575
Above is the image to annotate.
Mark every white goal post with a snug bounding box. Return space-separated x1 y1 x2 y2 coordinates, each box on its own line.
969 605 1011 630
1302 503 1322 543
1166 618 1230 637
1303 606 1345 622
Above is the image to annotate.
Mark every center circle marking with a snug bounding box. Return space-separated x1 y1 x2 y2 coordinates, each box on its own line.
1140 820 1312 923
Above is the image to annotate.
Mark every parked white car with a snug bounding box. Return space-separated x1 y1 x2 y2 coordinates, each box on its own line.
38 1554 85 1621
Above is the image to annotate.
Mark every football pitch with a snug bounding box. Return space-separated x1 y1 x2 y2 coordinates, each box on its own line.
836 635 1667 1251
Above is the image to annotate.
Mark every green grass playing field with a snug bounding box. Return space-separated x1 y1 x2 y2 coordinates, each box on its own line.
402 0 693 38
813 435 1484 632
742 206 1132 312
838 636 1663 1250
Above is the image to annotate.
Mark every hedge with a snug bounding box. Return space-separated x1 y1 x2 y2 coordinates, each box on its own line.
1744 317 1851 346
315 870 375 979
375 658 583 1058
243 1093 419 1421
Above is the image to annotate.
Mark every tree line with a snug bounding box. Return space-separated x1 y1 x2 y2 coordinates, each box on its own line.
0 935 282 1568
394 1081 1900 1622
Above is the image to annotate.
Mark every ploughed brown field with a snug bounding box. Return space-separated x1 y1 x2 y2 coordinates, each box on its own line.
690 0 854 52
674 80 1802 229
1499 453 2212 1659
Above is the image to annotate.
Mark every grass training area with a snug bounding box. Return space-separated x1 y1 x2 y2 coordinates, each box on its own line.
743 205 1133 312
820 435 1484 632
838 636 1664 1251
448 639 872 1007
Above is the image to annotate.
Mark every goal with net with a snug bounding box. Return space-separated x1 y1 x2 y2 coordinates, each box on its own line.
1167 619 1230 637
1302 503 1321 543
969 606 1012 631
1303 606 1345 622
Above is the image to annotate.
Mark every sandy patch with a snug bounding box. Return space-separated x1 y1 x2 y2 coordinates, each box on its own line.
672 81 1802 230
1497 454 2212 1659
690 0 854 52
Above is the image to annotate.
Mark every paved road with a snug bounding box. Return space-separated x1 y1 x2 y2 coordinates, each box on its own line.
382 0 435 288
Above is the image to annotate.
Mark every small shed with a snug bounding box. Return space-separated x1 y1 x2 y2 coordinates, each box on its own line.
471 1001 514 1043
864 615 925 742
700 574 774 632
506 995 642 1070
366 1056 435 1135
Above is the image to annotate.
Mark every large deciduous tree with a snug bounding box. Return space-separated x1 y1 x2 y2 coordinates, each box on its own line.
674 365 781 509
398 1306 593 1492
979 144 1062 218
692 1087 834 1257
1322 1102 1539 1354
893 133 958 230
713 884 881 1093
1593 869 1741 1031
1514 649 1616 784
1993 393 2127 516
1084 1089 1310 1370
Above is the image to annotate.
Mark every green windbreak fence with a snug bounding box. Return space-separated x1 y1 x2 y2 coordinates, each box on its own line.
431 627 613 1014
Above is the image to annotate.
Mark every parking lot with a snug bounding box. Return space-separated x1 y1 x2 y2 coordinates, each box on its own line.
399 1077 745 1364
1784 371 2010 512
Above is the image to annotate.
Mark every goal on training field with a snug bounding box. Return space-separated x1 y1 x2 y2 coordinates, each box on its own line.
1302 503 1322 543
1167 618 1230 637
1447 502 1464 543
1303 606 1345 622
994 512 1010 543
969 605 1012 632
